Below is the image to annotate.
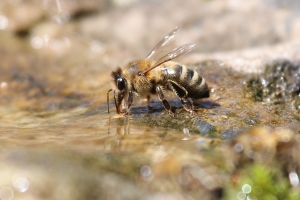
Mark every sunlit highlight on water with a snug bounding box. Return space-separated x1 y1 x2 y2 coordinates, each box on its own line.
0 15 8 30
13 175 29 192
182 128 190 140
195 138 207 148
289 171 299 187
31 35 71 52
0 82 8 89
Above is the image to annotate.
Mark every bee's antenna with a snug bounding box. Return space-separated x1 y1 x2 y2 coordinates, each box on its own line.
107 89 113 113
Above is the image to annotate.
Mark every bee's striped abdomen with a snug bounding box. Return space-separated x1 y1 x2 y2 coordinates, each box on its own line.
166 63 209 99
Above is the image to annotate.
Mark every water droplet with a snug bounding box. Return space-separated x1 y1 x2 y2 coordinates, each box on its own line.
246 150 255 159
253 185 262 194
43 35 50 46
236 191 246 200
141 165 151 176
140 165 153 181
242 184 252 194
31 36 44 49
234 143 244 153
0 187 14 200
49 39 62 51
90 41 104 53
177 173 190 185
52 10 70 24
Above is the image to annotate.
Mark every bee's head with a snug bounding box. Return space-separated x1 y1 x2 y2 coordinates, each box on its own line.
111 68 128 114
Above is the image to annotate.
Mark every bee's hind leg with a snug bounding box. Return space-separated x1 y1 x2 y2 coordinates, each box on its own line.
181 97 195 114
168 81 195 114
156 86 175 117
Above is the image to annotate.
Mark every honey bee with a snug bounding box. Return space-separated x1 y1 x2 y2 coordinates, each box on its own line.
107 27 210 116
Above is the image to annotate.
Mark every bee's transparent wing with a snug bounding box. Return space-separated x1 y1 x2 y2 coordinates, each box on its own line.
145 26 180 60
142 43 197 74
155 43 196 64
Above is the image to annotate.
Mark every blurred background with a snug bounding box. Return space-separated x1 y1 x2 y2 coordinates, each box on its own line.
1 0 300 110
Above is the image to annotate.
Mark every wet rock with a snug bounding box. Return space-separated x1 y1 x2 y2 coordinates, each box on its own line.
197 121 215 136
221 129 244 140
109 59 299 136
247 59 300 111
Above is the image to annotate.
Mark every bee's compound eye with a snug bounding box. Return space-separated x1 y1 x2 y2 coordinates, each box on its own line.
117 77 126 91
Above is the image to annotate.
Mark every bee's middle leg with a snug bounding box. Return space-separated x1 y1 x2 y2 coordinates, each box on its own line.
146 95 153 111
156 86 175 117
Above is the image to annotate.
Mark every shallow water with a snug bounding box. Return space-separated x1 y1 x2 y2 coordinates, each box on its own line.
0 44 299 199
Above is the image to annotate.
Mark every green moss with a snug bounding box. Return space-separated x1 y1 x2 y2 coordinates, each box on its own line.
224 164 300 200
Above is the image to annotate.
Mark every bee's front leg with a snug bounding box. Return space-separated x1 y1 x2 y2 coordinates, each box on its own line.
113 90 132 116
118 91 133 116
120 93 133 116
156 86 175 117
127 90 133 109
